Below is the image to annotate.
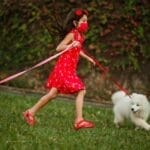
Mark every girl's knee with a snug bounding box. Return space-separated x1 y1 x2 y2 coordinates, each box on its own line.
47 92 57 99
47 88 58 99
79 89 86 95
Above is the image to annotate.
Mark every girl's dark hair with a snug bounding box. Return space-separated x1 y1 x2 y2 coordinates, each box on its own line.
52 8 88 43
62 8 88 36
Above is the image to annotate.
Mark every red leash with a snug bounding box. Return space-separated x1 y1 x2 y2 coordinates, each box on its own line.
0 42 77 84
83 49 129 95
0 42 129 95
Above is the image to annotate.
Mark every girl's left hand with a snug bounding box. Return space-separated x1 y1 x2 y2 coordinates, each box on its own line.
90 58 96 66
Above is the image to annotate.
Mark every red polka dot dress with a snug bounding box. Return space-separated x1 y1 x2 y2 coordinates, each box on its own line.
45 29 85 94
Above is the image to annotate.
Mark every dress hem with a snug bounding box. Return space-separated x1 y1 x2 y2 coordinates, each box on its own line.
45 86 86 94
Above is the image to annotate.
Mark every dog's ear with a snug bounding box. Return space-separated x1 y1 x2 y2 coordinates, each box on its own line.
140 95 148 101
130 93 138 98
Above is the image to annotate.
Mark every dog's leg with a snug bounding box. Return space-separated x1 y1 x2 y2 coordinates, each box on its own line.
114 115 124 128
132 118 150 131
135 126 140 131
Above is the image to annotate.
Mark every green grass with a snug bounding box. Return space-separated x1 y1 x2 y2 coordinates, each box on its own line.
0 91 149 150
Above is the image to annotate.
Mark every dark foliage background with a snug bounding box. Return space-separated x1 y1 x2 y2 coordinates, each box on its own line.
0 0 149 101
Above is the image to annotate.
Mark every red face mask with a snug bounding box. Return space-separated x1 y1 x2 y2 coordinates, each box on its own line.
77 22 89 33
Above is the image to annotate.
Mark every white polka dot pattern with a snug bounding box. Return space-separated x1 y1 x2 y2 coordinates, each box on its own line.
45 29 85 94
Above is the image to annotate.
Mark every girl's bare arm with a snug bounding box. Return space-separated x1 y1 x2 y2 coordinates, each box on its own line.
80 51 95 65
56 33 73 51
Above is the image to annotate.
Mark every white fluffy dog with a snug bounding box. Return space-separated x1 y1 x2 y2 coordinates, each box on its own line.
111 91 150 130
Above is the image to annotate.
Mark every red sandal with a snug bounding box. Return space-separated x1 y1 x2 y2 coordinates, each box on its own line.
74 120 95 130
23 111 35 126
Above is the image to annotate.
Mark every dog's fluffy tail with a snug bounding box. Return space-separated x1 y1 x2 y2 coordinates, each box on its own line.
111 91 126 104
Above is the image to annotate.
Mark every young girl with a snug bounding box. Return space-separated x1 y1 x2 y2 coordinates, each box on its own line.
23 8 95 130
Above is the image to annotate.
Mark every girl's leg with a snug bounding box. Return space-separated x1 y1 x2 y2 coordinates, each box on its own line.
26 87 58 116
23 87 58 125
75 89 86 123
74 89 95 129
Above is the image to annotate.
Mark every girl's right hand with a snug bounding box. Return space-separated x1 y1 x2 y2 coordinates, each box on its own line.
71 41 81 48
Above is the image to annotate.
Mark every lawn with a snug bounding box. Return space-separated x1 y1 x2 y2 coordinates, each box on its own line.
0 90 149 150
